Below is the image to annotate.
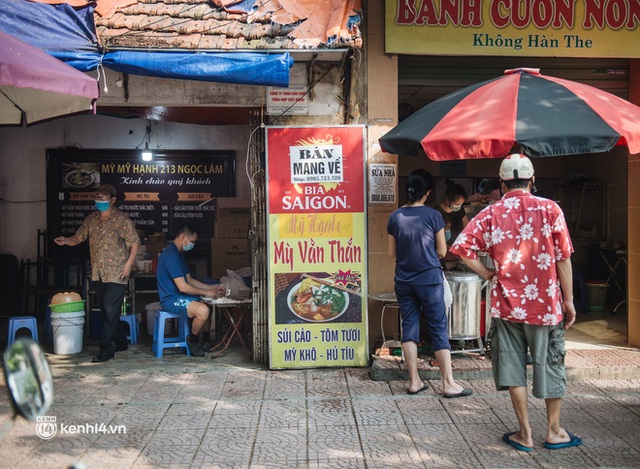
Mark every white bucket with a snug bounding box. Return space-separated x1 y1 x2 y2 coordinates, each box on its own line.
146 301 162 336
51 311 85 355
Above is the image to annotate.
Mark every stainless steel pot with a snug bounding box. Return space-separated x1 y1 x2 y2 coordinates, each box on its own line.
444 271 483 340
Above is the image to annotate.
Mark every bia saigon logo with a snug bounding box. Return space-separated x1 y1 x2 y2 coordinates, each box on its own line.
36 416 57 440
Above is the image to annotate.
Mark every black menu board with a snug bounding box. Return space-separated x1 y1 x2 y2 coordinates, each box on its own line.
47 149 235 256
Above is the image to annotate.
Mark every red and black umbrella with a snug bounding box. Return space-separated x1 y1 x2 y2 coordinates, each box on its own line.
379 68 640 160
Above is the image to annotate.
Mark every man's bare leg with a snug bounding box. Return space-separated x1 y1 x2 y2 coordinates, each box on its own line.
507 386 534 448
544 397 572 444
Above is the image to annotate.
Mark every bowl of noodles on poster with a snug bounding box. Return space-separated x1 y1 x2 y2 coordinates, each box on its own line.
287 277 349 323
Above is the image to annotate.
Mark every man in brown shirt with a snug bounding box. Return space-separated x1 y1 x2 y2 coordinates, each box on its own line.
55 184 140 362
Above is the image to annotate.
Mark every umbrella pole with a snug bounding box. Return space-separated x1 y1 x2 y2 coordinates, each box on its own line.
514 143 527 155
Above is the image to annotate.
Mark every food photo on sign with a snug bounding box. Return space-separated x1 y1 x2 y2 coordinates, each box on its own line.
274 271 362 325
62 163 100 189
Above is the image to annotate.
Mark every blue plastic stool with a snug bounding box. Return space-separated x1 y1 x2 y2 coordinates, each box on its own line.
573 273 588 312
7 316 39 346
152 310 191 358
119 314 139 344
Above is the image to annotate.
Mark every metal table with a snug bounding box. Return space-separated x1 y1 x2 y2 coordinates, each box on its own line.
128 273 159 315
584 246 627 314
369 292 402 357
202 297 252 357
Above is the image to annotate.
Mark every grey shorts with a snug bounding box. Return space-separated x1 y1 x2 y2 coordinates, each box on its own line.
489 318 566 399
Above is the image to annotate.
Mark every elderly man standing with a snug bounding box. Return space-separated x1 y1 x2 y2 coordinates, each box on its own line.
449 154 582 452
55 184 140 363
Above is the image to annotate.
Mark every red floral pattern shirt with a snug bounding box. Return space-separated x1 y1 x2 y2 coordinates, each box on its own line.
449 190 573 326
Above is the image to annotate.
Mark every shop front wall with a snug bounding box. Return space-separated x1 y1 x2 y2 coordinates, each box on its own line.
0 117 252 261
365 0 640 347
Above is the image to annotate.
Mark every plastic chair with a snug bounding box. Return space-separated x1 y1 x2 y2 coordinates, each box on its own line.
7 316 39 346
119 314 139 344
152 310 190 358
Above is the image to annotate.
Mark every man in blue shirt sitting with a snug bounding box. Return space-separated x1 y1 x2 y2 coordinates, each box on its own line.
156 224 225 356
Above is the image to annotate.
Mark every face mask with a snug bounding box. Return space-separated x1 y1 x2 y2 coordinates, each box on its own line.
449 204 462 212
95 201 110 212
183 241 195 252
445 230 452 242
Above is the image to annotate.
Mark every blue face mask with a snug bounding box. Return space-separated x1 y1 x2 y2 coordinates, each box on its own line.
95 201 110 212
183 241 195 252
445 230 452 242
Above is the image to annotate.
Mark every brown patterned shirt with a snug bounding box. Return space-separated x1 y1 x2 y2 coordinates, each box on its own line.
76 208 140 284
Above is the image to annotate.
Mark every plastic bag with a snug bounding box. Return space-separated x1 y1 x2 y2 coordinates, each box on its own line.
442 271 453 308
219 270 248 290
219 270 251 298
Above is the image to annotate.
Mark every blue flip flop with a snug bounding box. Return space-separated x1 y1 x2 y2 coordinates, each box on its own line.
544 432 583 450
502 432 533 452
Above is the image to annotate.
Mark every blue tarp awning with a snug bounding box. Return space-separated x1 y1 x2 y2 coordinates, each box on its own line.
0 0 292 87
103 51 293 87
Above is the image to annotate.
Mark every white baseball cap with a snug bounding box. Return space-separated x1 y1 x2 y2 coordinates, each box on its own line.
499 153 535 180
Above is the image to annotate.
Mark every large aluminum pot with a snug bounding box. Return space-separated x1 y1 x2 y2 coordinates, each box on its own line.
444 271 483 340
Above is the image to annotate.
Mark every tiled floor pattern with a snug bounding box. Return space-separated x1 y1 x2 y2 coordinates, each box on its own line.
1 344 640 468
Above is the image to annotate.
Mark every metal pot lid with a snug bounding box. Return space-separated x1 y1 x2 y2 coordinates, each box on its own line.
444 271 483 282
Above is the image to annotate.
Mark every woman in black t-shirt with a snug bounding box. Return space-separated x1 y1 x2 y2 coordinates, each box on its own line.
435 179 469 268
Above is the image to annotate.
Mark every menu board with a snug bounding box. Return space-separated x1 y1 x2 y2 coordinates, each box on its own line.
266 126 368 369
47 149 235 253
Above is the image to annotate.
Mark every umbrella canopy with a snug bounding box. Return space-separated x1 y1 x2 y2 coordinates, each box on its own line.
379 68 640 160
0 30 98 125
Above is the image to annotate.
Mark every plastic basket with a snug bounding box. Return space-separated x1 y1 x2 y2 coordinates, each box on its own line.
49 300 86 313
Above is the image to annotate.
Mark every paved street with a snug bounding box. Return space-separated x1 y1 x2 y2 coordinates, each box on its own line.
1 338 639 469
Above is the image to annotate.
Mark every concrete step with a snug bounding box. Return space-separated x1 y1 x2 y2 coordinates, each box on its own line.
369 348 640 381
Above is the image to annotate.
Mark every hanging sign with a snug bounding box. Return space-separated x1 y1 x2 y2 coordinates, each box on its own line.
368 163 397 204
266 126 368 369
47 149 235 243
266 85 309 115
386 0 640 58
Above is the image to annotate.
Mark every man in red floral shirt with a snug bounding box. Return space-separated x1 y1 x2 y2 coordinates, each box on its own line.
450 154 582 452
